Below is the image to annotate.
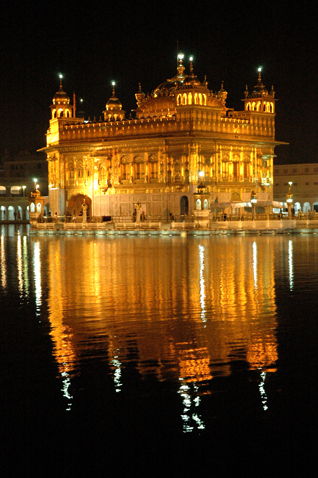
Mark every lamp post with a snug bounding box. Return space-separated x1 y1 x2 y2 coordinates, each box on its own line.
286 181 293 218
251 190 257 221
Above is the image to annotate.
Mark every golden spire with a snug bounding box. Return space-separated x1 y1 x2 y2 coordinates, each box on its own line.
189 56 194 75
177 52 185 78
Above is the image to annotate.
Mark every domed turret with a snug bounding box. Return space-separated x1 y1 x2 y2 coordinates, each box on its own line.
103 82 126 121
243 68 276 113
50 75 73 119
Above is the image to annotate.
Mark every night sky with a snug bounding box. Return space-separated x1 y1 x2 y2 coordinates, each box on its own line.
1 0 317 164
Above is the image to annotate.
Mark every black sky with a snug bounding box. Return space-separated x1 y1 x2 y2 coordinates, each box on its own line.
1 0 317 164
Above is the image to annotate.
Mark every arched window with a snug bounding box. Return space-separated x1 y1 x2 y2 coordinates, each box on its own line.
196 199 201 210
11 186 21 196
0 186 6 196
188 92 192 105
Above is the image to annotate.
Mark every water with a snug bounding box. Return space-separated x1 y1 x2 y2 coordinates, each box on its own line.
1 225 318 477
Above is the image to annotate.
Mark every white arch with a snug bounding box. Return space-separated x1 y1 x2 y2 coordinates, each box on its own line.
0 205 6 220
8 206 15 220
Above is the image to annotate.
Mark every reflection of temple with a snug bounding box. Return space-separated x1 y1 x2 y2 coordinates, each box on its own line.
40 237 278 390
40 56 284 218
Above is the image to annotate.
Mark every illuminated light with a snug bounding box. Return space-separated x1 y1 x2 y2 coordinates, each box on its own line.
80 98 83 103
258 370 268 411
189 56 193 62
253 241 258 290
177 53 184 60
111 81 116 86
198 170 204 178
33 242 42 313
289 239 294 291
199 245 206 322
258 67 262 72
58 73 63 79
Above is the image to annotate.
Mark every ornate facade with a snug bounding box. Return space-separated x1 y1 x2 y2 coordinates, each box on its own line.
41 56 284 218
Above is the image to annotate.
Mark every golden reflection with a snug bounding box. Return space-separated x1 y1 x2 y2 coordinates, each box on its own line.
17 234 23 295
37 236 279 416
289 239 294 291
32 241 42 312
23 236 29 296
0 235 6 289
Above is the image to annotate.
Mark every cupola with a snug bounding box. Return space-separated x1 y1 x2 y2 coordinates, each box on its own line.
50 75 73 119
243 68 276 113
103 82 126 121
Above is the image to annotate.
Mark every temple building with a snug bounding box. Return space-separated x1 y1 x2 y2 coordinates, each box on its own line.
40 56 285 219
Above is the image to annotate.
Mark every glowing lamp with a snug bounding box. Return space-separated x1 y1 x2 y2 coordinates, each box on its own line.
189 56 193 62
177 53 184 60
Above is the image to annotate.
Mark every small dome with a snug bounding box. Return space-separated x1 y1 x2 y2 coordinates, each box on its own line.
250 72 269 98
182 74 201 88
106 86 122 110
53 79 70 104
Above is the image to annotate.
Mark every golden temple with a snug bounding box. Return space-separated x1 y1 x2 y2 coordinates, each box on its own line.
41 56 284 219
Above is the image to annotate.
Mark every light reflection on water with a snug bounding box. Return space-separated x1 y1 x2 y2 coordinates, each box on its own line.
40 234 281 420
2 229 318 446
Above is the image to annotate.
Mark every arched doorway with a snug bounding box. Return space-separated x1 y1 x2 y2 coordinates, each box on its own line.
294 202 301 215
8 206 15 220
0 206 6 220
180 196 189 216
68 194 91 217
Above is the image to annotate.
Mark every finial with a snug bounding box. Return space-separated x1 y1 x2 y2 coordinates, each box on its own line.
245 84 249 98
189 56 194 74
58 73 63 90
271 85 275 98
257 67 262 82
111 81 116 96
177 52 185 78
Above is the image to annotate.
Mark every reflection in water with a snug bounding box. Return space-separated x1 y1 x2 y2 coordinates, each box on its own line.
253 240 258 290
178 381 205 433
199 244 206 323
4 228 318 474
258 370 268 412
289 239 294 291
33 236 281 421
32 241 42 315
0 235 6 289
17 233 23 295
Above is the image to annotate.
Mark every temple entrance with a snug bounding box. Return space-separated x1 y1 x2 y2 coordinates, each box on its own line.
68 194 91 217
180 196 189 216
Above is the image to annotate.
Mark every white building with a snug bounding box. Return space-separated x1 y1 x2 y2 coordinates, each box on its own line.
273 163 318 214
